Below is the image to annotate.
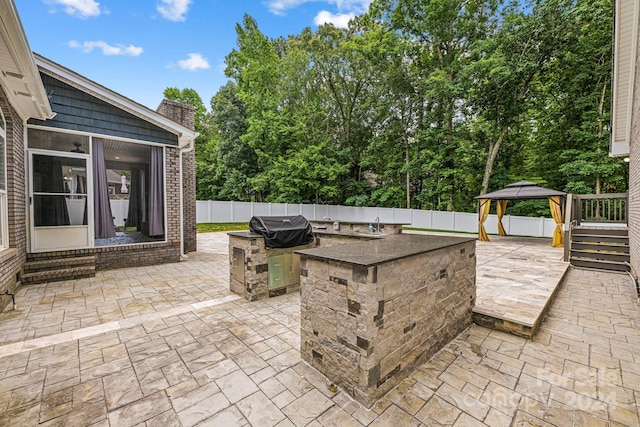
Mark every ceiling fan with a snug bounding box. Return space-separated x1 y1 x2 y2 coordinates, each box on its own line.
70 142 85 153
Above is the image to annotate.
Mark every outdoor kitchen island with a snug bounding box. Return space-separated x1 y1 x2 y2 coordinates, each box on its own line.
296 233 476 407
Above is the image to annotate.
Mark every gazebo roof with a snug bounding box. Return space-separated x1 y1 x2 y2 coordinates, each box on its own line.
475 180 565 200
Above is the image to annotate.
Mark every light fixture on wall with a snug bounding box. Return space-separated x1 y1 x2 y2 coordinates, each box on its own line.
624 157 630 163
71 142 85 153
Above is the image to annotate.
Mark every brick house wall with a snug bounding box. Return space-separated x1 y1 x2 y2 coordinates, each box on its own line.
629 29 640 277
0 86 26 312
156 99 197 254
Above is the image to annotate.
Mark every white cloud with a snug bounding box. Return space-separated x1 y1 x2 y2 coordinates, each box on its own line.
46 0 101 18
157 0 192 22
177 53 210 71
266 0 372 17
69 40 143 56
266 0 308 16
313 10 354 28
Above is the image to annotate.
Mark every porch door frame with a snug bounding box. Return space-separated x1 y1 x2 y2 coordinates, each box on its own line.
28 148 94 252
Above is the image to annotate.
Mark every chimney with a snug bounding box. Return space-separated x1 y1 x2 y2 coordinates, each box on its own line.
157 99 197 253
156 99 195 131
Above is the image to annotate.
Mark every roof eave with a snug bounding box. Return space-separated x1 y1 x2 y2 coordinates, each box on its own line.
34 53 196 144
0 0 54 120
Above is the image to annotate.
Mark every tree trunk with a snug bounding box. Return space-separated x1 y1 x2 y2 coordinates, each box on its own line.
481 126 510 195
406 140 410 208
595 80 606 196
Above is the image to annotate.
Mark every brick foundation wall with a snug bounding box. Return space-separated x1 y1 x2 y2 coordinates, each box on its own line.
629 31 640 277
27 242 180 270
0 87 26 313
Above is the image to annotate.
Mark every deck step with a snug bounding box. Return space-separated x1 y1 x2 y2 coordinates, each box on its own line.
571 242 629 253
572 227 629 236
22 256 96 284
570 249 630 263
569 226 629 272
571 234 629 244
569 257 630 272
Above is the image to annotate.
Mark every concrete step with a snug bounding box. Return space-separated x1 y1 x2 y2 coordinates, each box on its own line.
24 256 96 273
22 255 96 285
569 257 630 273
21 265 96 285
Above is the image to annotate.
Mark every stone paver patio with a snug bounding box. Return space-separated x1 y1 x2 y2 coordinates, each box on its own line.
0 232 639 426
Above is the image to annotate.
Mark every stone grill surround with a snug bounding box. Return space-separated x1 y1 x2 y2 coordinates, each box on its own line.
298 235 476 407
228 232 316 301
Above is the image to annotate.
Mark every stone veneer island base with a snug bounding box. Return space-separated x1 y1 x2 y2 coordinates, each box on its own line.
296 234 476 408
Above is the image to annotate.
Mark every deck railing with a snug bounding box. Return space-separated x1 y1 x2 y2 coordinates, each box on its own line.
577 193 628 224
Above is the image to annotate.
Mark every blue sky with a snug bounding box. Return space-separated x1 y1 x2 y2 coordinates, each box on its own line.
15 0 372 110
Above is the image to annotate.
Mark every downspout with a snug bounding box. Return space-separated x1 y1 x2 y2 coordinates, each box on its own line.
179 135 195 260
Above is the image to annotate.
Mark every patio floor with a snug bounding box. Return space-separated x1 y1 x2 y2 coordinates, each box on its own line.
0 232 639 426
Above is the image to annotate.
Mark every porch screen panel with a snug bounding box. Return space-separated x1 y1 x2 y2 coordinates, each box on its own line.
32 155 88 227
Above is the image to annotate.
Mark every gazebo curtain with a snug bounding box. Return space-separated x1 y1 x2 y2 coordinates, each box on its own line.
497 200 508 237
549 196 564 247
93 140 116 239
478 199 491 241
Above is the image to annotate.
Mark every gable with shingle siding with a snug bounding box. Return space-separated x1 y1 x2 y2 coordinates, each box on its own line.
27 73 178 146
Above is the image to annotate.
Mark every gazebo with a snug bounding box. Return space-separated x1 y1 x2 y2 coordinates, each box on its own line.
475 180 566 247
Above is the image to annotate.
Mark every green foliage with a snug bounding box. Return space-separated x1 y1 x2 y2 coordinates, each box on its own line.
164 0 622 218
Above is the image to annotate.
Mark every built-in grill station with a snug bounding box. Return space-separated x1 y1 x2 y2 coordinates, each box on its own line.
229 215 476 409
228 216 315 301
228 215 409 301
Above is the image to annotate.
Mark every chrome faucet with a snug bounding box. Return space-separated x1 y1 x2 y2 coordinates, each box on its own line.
375 217 380 234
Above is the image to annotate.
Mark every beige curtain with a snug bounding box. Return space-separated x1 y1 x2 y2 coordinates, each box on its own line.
478 199 491 241
549 196 564 247
497 200 508 236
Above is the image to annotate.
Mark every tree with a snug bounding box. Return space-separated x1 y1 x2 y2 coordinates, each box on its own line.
468 0 572 195
368 0 499 210
524 0 624 195
209 82 258 200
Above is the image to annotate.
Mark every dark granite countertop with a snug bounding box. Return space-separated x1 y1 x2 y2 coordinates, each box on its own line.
227 231 261 238
228 230 384 239
310 219 409 225
311 228 384 238
296 234 475 266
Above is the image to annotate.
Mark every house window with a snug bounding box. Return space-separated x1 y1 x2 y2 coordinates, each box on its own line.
0 110 7 249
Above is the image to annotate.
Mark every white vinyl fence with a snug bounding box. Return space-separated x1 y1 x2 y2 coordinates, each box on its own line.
196 200 558 238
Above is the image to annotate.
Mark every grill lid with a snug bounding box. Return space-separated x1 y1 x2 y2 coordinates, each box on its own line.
249 215 314 249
